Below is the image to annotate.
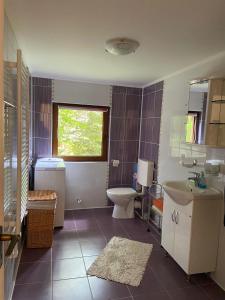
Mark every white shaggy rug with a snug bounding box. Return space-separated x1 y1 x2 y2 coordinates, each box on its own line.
87 236 153 287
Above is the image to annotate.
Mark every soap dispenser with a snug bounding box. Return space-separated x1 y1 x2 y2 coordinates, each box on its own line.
198 171 207 189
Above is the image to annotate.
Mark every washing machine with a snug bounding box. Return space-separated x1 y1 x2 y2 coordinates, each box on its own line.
34 158 66 227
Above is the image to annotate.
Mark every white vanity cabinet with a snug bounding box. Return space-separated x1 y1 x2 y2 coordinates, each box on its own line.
161 192 222 275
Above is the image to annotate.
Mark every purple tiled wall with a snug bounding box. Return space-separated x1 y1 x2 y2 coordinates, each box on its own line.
109 86 142 188
32 77 52 159
139 81 164 179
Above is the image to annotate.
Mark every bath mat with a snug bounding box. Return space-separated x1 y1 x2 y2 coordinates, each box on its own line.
87 236 153 287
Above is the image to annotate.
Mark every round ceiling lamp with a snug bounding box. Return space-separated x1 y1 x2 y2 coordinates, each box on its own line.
105 38 140 55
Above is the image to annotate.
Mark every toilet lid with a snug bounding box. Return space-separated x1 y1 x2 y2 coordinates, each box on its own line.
107 187 137 196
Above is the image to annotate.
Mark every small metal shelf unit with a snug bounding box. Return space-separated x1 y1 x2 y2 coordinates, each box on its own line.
147 182 163 231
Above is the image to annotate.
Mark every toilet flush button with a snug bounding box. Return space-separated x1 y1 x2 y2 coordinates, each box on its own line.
112 160 120 167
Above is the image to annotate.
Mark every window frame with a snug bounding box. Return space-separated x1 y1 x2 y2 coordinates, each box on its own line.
52 102 110 162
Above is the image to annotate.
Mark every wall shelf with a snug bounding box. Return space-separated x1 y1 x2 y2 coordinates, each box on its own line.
210 100 225 104
209 122 225 125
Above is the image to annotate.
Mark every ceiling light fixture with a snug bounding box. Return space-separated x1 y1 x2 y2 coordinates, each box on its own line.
105 38 140 55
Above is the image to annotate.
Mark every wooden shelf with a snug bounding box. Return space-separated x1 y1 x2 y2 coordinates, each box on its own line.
209 122 225 125
210 100 225 103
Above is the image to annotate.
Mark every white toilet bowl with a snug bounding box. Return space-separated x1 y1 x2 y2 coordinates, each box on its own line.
107 187 137 219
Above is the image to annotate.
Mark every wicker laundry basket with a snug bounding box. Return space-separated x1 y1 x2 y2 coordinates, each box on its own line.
27 190 57 248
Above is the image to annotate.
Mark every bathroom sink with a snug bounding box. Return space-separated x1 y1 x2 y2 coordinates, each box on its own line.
163 181 222 205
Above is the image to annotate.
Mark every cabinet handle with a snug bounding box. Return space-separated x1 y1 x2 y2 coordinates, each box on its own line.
175 211 179 224
171 210 175 222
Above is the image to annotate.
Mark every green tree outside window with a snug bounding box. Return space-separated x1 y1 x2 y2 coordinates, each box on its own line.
58 107 103 156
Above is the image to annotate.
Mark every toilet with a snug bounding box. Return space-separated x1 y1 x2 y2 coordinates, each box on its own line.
107 187 137 219
107 159 154 219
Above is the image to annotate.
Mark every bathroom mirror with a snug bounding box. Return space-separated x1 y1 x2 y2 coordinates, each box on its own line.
185 80 208 144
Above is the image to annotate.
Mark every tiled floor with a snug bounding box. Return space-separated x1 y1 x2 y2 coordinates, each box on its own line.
13 208 225 300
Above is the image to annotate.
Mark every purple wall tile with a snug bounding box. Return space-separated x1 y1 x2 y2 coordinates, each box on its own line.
126 87 142 96
110 141 124 161
109 86 142 188
143 142 153 161
143 84 155 95
33 86 52 114
109 165 122 187
145 118 153 142
33 77 52 87
121 163 134 185
152 118 161 144
123 141 139 162
155 80 164 91
125 94 142 119
139 142 145 158
140 118 147 142
112 86 127 94
33 137 51 158
33 112 51 138
111 93 126 117
142 93 155 118
155 90 163 117
139 81 163 180
125 118 140 140
110 117 125 140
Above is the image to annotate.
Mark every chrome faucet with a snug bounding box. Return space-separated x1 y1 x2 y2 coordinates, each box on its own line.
188 171 201 187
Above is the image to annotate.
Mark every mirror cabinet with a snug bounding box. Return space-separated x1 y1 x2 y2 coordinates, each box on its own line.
186 78 225 147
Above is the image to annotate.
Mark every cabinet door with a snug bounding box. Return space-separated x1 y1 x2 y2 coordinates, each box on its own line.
161 193 175 256
205 123 218 145
217 124 225 147
222 79 225 101
209 79 224 101
206 79 225 146
173 204 192 273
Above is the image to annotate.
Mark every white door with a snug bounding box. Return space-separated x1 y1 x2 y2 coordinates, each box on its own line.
0 0 4 298
173 205 192 273
161 193 176 256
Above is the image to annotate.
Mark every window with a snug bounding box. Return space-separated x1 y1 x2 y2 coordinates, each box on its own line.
52 103 109 161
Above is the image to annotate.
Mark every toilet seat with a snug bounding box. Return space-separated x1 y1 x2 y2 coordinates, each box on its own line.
107 187 137 197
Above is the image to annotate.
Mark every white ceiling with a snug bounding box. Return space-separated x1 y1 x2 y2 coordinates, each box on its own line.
5 0 225 87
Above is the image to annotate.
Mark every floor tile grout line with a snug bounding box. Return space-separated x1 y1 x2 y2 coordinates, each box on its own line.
73 211 95 300
197 282 216 300
51 247 53 300
148 265 169 296
165 285 212 300
13 281 52 286
126 285 133 298
93 212 108 244
119 221 133 239
78 209 132 300
52 275 90 282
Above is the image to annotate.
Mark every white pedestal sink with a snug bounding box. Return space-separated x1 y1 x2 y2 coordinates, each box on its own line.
161 180 223 275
